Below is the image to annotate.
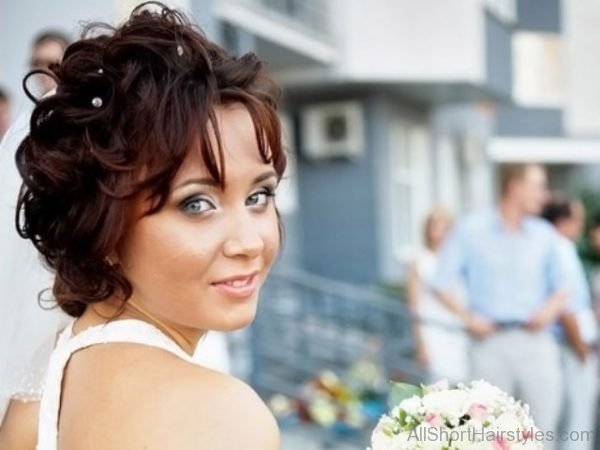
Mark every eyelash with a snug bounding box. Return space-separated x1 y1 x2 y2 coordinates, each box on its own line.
179 187 276 216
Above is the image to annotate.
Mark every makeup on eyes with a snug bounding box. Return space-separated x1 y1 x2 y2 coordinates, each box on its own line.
176 184 277 216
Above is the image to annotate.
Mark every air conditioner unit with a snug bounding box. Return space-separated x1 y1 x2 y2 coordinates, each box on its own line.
300 101 365 160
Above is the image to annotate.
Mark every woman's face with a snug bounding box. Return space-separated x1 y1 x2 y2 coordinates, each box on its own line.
427 216 450 249
116 104 280 336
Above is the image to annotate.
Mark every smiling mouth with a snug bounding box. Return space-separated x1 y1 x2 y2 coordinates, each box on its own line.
211 272 260 299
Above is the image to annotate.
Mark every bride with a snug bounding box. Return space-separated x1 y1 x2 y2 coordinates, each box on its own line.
0 3 286 449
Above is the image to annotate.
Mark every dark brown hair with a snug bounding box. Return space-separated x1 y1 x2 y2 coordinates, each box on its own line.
541 192 579 225
16 2 286 317
0 87 8 103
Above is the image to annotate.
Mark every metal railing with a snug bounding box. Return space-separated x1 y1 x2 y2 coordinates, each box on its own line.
249 268 427 398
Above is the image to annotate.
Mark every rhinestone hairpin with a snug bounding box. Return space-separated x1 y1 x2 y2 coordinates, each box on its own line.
97 68 104 74
91 97 103 108
177 44 184 56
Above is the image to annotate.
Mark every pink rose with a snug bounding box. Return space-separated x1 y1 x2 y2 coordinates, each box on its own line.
424 413 443 428
492 435 510 450
468 403 489 422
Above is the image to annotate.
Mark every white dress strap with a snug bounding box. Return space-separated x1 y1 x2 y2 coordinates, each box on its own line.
37 319 195 450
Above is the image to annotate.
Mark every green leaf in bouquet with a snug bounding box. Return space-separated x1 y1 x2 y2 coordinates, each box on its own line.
388 382 423 408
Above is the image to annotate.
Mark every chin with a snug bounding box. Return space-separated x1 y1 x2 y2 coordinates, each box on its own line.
215 306 258 332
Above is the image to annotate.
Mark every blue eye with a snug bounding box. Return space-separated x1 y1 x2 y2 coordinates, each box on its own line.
181 197 215 215
246 189 275 207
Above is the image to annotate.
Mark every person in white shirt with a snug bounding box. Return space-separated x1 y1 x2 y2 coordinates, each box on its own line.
542 194 598 450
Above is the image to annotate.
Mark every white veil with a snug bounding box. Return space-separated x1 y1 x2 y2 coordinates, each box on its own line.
0 108 70 423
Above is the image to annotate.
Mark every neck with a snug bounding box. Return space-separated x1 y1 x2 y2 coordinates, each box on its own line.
498 200 525 231
427 242 441 253
82 298 204 356
557 226 574 242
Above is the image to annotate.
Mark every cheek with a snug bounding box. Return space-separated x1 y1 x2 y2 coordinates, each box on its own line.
118 216 218 293
260 209 281 267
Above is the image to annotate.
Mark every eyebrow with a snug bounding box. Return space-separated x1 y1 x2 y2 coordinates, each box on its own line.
173 170 278 191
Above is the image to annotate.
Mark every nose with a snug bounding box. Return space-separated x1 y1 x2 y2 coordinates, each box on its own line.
222 210 264 259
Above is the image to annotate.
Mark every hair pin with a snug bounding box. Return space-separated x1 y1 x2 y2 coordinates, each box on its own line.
91 97 103 108
177 44 184 56
97 68 104 74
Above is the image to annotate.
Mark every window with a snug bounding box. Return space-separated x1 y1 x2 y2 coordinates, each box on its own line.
513 32 564 107
389 122 431 261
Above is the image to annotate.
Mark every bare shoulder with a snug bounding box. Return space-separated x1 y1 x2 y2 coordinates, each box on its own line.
150 362 280 450
0 399 39 450
61 344 279 450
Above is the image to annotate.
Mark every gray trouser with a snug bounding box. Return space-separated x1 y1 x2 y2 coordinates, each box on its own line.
558 345 598 450
471 329 562 450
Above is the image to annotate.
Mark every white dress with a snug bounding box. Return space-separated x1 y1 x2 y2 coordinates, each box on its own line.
414 248 470 383
37 319 200 450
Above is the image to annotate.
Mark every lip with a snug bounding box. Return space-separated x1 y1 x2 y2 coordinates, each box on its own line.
211 271 260 299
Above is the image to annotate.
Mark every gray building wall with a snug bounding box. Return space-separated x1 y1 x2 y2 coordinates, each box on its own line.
295 96 380 284
517 0 561 32
496 106 563 136
485 12 512 99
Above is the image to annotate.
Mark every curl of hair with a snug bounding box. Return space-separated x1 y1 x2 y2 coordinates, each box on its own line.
16 2 286 317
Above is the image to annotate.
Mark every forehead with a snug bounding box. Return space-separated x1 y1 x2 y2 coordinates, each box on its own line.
34 40 64 55
523 165 546 182
173 104 269 184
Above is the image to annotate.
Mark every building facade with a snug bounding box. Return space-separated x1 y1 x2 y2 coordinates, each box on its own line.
3 0 599 287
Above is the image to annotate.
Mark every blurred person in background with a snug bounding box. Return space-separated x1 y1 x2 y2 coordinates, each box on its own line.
29 30 69 95
542 194 598 450
406 207 469 384
0 88 11 140
432 163 568 448
588 212 600 320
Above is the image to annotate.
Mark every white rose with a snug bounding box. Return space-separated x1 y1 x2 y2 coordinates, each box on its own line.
411 424 449 450
487 411 537 449
492 411 524 436
422 390 469 421
371 429 414 450
467 380 506 407
399 395 424 417
448 424 495 450
424 379 449 394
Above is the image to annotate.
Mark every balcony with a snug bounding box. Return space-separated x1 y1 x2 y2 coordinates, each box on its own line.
214 0 336 66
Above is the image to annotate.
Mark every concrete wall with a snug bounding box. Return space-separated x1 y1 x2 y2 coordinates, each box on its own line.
332 0 485 83
562 0 600 136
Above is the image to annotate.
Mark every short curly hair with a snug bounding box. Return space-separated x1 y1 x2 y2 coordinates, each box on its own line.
16 2 286 317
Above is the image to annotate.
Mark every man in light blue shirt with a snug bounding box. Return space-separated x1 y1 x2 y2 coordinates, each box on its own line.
432 164 567 448
542 195 597 450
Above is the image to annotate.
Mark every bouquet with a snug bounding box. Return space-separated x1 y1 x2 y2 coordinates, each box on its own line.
369 379 543 450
